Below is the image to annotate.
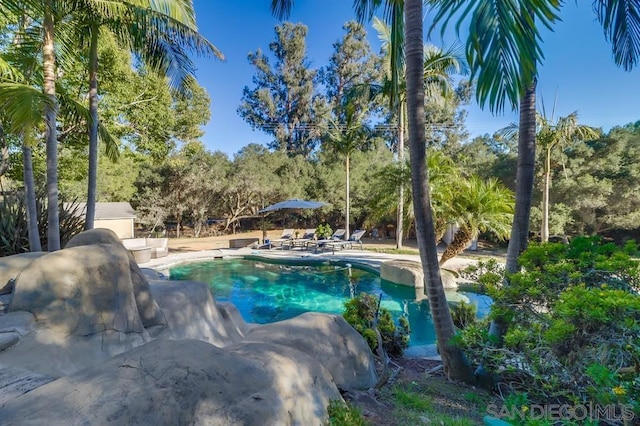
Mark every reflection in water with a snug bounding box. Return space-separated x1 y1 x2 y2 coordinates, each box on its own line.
170 259 490 346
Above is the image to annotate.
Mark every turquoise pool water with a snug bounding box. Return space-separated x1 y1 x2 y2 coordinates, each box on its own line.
169 258 491 346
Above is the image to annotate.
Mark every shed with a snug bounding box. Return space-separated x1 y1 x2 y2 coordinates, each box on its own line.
77 202 137 239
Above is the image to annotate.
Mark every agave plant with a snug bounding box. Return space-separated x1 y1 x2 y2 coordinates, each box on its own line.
0 189 85 256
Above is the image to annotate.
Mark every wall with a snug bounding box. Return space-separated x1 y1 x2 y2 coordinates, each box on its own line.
94 219 134 239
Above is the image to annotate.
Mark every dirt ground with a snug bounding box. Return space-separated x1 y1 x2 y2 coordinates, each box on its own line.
345 357 494 425
166 229 421 252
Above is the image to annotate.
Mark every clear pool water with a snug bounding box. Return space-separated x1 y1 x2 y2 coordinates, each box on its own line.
169 258 492 346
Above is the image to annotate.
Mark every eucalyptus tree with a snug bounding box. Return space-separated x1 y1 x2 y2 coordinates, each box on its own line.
238 23 324 158
320 21 381 113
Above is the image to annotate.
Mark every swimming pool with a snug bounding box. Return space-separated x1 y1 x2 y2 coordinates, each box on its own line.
169 258 491 346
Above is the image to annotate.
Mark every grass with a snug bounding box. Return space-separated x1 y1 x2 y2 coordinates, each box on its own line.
328 400 368 426
328 376 494 425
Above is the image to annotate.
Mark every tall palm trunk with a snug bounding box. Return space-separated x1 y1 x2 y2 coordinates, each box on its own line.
541 145 551 242
505 80 537 273
85 24 100 230
0 127 9 177
345 154 350 239
404 0 473 382
396 103 404 248
491 77 538 344
43 3 60 251
22 145 42 251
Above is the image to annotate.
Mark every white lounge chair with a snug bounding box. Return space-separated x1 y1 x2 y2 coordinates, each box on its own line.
286 229 317 250
306 229 346 253
323 230 367 253
269 228 295 248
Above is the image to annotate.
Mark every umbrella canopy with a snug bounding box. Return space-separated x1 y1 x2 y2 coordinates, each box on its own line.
258 198 327 213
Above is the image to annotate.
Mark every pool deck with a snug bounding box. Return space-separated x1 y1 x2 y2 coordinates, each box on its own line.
141 245 480 275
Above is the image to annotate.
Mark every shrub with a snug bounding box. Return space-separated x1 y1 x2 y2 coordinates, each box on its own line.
455 236 640 415
450 301 477 330
316 223 333 240
343 292 410 357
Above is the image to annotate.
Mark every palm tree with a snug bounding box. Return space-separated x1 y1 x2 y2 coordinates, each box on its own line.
43 0 59 250
432 0 640 270
325 97 373 239
402 0 473 382
536 111 599 242
368 149 461 244
439 176 513 265
2 0 218 248
370 16 464 248
499 109 599 242
69 0 221 230
272 0 475 382
431 2 560 274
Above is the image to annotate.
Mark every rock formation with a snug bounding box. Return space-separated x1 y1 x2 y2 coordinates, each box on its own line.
0 228 377 424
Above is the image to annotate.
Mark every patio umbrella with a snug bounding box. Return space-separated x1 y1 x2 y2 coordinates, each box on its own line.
258 199 328 241
258 198 327 213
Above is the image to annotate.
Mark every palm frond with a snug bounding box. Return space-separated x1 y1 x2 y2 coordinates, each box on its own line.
430 0 561 113
56 85 120 160
270 0 294 20
0 83 51 137
0 57 25 83
595 0 640 71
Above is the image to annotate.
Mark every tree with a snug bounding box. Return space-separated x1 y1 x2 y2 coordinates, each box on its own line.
271 0 474 382
439 176 513 265
69 0 219 231
238 23 324 158
324 96 374 239
320 21 380 113
402 0 473 382
553 122 640 235
2 0 217 248
370 16 466 248
431 0 640 269
367 150 461 243
499 109 599 242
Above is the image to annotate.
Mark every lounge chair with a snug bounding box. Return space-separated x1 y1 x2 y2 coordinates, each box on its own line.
286 228 317 250
269 228 295 248
323 230 367 254
306 229 346 253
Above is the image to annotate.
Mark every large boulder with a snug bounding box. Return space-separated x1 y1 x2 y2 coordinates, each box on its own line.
0 338 343 425
0 311 35 351
0 252 47 294
10 244 145 335
149 280 252 345
244 312 377 391
381 259 458 289
66 228 166 328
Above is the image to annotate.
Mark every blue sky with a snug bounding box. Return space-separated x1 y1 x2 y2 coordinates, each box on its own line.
191 1 640 156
